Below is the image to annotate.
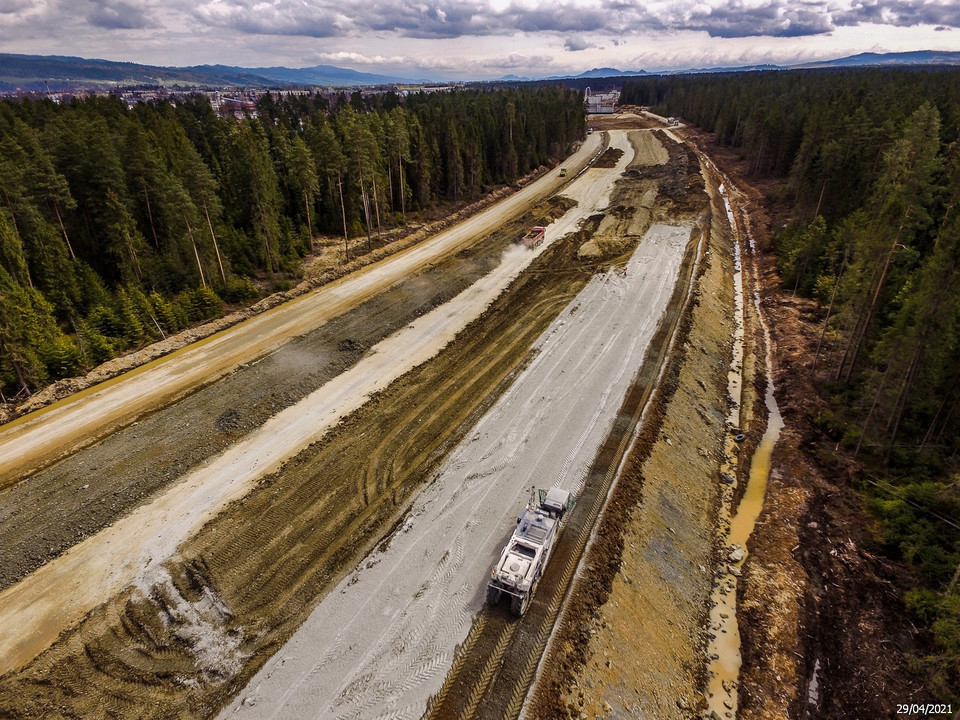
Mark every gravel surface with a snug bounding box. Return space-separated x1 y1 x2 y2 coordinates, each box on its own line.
220 221 692 720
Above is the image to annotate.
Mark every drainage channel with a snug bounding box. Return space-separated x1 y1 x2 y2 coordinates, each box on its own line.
703 182 783 720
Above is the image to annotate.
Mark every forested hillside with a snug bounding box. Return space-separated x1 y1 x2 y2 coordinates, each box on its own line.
0 86 584 400
624 68 960 698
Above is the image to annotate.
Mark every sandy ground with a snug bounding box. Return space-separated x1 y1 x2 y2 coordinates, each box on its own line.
0 133 602 489
218 218 691 720
0 238 542 675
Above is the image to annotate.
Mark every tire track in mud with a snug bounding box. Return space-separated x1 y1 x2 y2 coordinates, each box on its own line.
423 232 701 720
0 221 603 720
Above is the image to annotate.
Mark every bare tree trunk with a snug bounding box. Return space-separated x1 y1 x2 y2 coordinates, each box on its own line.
752 138 765 175
184 214 206 288
202 201 227 287
142 184 159 249
843 210 911 383
921 389 957 450
812 180 826 223
123 230 142 281
387 157 395 211
813 258 846 374
835 246 888 383
338 173 349 261
52 202 76 260
885 349 922 462
855 366 890 458
398 147 406 220
946 562 960 595
372 176 382 240
303 188 313 240
936 392 960 448
254 199 277 275
360 180 372 252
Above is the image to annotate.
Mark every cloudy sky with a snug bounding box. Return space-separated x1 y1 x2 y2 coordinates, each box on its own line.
1 0 959 80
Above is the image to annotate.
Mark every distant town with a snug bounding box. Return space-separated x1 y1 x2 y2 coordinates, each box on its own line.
0 80 623 121
0 83 474 118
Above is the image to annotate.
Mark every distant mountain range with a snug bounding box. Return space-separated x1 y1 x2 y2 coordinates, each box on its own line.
0 54 414 91
2 50 960 92
501 51 960 82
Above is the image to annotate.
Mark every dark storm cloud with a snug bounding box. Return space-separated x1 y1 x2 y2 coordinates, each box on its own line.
564 35 592 51
84 0 154 29
191 0 342 37
680 1 835 38
190 0 485 39
835 0 960 28
352 0 486 39
0 0 31 13
187 0 651 39
184 0 960 42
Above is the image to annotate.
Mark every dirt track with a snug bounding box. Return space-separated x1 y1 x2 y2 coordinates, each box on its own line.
0 133 602 489
0 119 744 720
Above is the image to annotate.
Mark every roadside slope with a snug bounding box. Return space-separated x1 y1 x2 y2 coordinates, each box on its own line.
527 131 734 719
0 133 602 489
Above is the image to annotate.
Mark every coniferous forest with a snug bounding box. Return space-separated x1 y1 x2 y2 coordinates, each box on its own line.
624 67 960 695
0 85 584 400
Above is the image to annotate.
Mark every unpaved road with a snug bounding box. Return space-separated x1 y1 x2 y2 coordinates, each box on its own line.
216 211 690 718
0 133 601 489
0 123 722 720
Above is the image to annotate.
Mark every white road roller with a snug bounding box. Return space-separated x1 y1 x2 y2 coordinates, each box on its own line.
487 487 575 616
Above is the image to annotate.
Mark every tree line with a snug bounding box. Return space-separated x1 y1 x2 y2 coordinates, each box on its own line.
624 67 960 697
0 85 584 400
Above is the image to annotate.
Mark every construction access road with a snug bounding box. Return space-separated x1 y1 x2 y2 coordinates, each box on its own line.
219 239 693 720
0 120 715 719
0 132 602 490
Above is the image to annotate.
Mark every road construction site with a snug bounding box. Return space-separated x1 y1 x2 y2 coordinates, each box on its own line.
0 116 752 720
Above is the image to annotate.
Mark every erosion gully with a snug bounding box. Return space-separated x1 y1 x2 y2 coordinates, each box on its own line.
704 178 783 720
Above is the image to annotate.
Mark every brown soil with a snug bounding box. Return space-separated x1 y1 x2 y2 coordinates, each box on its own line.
593 146 625 168
0 114 931 720
423 128 709 720
526 121 933 720
737 275 930 719
0 196 607 717
528 131 735 720
682 130 931 718
588 113 660 131
0 198 572 594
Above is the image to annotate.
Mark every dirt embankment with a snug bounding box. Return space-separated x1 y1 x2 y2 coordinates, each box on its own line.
420 131 703 720
737 246 929 719
0 169 555 427
0 199 574 595
682 130 931 718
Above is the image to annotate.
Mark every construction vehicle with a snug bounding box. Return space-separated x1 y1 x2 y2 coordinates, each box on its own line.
519 225 546 249
487 487 575 616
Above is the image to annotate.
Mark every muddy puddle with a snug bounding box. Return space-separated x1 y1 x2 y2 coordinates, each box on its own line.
704 184 783 719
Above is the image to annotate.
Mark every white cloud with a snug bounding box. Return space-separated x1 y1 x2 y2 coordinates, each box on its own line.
0 0 958 79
